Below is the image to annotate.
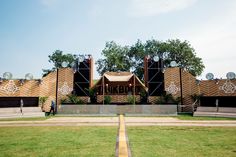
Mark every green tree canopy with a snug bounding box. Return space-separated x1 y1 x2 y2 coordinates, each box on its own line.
42 50 77 76
96 41 131 75
96 39 205 79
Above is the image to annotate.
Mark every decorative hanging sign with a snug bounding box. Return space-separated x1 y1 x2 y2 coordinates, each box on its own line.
219 80 236 94
0 80 19 95
166 81 180 95
58 82 73 95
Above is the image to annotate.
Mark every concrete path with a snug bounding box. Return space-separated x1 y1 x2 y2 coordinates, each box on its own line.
117 115 129 157
0 117 236 127
125 117 236 126
0 117 118 127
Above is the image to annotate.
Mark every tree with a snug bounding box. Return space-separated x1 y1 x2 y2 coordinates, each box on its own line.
165 39 205 76
96 41 131 75
96 39 205 79
42 50 77 76
128 39 205 79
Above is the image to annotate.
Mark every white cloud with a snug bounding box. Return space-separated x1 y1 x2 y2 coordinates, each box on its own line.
128 0 197 17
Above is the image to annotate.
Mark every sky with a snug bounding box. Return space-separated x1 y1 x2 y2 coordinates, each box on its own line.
0 0 236 80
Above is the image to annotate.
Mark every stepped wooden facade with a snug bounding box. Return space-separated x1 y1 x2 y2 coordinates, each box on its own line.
0 66 236 112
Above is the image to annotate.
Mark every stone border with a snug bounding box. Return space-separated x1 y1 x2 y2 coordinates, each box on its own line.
58 105 177 116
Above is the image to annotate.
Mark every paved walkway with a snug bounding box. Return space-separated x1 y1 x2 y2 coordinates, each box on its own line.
0 117 236 127
117 115 129 157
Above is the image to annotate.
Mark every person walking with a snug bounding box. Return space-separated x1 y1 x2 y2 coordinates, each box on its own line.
49 100 55 115
20 99 24 115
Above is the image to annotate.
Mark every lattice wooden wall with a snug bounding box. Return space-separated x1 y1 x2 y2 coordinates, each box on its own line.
1 67 236 112
164 67 199 112
0 68 74 111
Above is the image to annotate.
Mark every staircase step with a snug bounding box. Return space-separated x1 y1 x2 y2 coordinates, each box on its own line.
194 107 236 118
0 107 45 119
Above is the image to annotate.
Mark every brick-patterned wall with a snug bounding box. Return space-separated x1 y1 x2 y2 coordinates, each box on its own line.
200 79 236 97
164 67 199 112
180 69 199 112
164 68 236 112
1 66 236 113
0 80 41 97
79 96 90 103
97 95 103 103
56 68 74 109
40 71 57 111
148 96 158 104
0 68 74 111
164 67 181 98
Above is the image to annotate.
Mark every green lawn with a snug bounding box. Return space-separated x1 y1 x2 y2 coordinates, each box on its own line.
0 117 50 121
128 126 236 157
0 126 116 157
177 114 236 120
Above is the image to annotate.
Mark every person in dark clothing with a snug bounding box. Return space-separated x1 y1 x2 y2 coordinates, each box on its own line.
20 99 24 115
49 100 55 115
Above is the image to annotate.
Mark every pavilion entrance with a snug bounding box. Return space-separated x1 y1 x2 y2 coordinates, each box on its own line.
94 72 147 104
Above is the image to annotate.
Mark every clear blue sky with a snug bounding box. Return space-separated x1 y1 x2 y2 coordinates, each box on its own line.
0 0 236 79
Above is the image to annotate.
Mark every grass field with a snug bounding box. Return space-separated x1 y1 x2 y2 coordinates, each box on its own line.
177 114 236 120
0 126 117 157
0 117 51 121
128 126 236 157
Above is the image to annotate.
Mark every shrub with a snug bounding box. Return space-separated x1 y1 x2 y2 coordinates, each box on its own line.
127 96 136 104
156 93 180 104
60 98 68 104
191 94 203 102
156 96 165 104
86 88 97 103
39 97 48 111
140 89 147 103
104 95 112 104
76 99 84 104
62 94 84 104
67 94 78 103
